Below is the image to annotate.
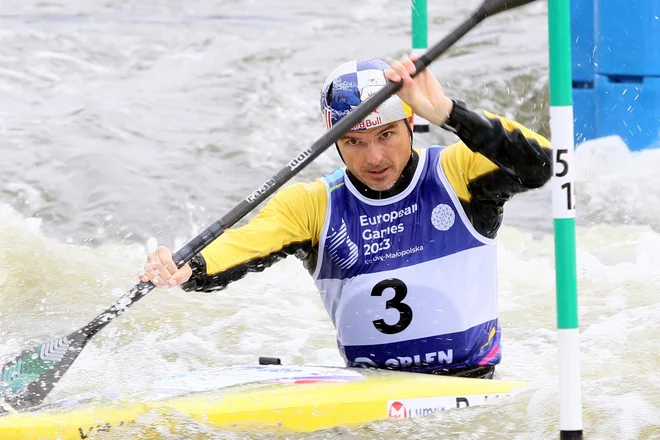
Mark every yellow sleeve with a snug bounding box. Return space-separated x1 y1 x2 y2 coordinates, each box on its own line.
438 110 551 239
200 179 328 276
440 111 552 204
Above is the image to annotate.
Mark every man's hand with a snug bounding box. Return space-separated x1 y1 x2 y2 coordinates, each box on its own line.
384 54 454 126
138 246 192 288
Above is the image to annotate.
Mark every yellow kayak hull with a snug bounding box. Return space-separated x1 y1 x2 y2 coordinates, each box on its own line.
0 365 523 439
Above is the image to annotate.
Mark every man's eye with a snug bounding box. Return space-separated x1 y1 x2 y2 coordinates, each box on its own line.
381 131 393 138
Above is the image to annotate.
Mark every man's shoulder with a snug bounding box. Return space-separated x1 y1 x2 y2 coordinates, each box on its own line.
271 176 330 204
414 145 451 165
414 145 449 154
320 167 346 188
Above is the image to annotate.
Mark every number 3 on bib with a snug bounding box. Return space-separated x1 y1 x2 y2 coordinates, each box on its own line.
371 278 413 335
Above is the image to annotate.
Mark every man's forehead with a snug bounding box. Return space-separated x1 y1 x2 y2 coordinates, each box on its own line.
342 122 400 138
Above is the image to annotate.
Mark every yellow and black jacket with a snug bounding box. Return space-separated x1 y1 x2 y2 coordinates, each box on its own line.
181 101 552 292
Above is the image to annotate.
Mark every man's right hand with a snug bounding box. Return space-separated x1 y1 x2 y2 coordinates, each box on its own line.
384 54 454 127
138 246 193 288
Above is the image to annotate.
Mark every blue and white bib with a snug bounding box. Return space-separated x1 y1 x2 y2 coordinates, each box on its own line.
312 146 501 373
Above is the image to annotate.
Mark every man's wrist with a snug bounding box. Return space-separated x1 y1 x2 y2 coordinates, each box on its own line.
435 96 454 126
441 98 467 133
439 99 495 153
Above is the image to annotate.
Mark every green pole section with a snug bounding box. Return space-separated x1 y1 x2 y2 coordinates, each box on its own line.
554 220 578 327
549 1 574 109
411 0 429 133
412 0 428 50
548 0 583 438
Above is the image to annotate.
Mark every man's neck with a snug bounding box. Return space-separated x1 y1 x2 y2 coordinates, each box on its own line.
346 150 419 200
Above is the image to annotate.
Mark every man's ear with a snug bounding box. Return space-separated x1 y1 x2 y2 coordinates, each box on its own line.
407 114 415 127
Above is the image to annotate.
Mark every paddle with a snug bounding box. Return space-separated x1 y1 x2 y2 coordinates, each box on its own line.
0 0 538 412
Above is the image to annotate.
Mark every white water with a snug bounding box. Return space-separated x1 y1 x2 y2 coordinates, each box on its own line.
1 0 660 438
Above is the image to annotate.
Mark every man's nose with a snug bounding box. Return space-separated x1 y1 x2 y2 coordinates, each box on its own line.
365 142 383 166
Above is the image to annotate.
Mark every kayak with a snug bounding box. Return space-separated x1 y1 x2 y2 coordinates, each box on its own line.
0 364 524 439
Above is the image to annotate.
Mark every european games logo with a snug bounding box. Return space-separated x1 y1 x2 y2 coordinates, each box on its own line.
327 219 359 269
431 204 455 231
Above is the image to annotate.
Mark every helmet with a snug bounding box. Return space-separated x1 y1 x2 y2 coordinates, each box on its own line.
320 59 413 132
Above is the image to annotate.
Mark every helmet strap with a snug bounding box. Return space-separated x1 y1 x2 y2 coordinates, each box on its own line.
403 118 414 149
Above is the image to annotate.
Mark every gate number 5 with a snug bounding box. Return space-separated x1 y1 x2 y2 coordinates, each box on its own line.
556 148 573 210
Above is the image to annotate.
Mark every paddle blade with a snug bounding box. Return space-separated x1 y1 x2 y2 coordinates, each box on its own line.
1 330 88 411
482 0 537 16
0 282 154 413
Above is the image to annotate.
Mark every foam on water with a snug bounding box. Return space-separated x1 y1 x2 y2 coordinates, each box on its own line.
576 135 660 229
3 167 660 438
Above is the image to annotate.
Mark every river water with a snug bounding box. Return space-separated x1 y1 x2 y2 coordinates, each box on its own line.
2 0 660 438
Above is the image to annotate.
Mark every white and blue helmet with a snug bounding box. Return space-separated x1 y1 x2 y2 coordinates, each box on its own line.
320 59 413 132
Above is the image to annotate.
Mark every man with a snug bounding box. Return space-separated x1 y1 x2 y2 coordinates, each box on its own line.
139 56 552 379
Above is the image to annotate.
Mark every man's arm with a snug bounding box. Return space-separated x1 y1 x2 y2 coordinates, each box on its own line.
440 100 552 238
181 180 327 292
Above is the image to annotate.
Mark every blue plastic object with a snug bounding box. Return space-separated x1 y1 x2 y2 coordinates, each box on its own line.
571 0 660 150
595 0 660 77
594 75 660 151
572 87 596 143
571 0 595 82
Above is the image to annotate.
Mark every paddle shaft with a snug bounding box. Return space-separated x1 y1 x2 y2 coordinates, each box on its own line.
1 0 537 412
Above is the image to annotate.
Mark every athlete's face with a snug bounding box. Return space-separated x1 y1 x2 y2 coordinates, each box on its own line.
337 118 413 191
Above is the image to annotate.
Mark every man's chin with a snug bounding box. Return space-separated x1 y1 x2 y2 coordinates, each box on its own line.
355 169 398 191
364 178 396 192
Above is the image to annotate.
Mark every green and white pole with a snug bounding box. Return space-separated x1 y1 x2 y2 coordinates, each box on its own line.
548 0 583 439
411 0 429 133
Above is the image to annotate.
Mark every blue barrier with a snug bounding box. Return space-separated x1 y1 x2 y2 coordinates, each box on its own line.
571 0 660 150
594 75 660 148
595 0 660 77
572 87 596 144
571 0 595 82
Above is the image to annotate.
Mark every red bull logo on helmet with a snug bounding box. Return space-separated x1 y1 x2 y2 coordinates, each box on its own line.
324 109 383 131
352 115 382 130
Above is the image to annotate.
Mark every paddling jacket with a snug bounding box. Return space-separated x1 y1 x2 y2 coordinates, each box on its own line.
181 101 552 371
